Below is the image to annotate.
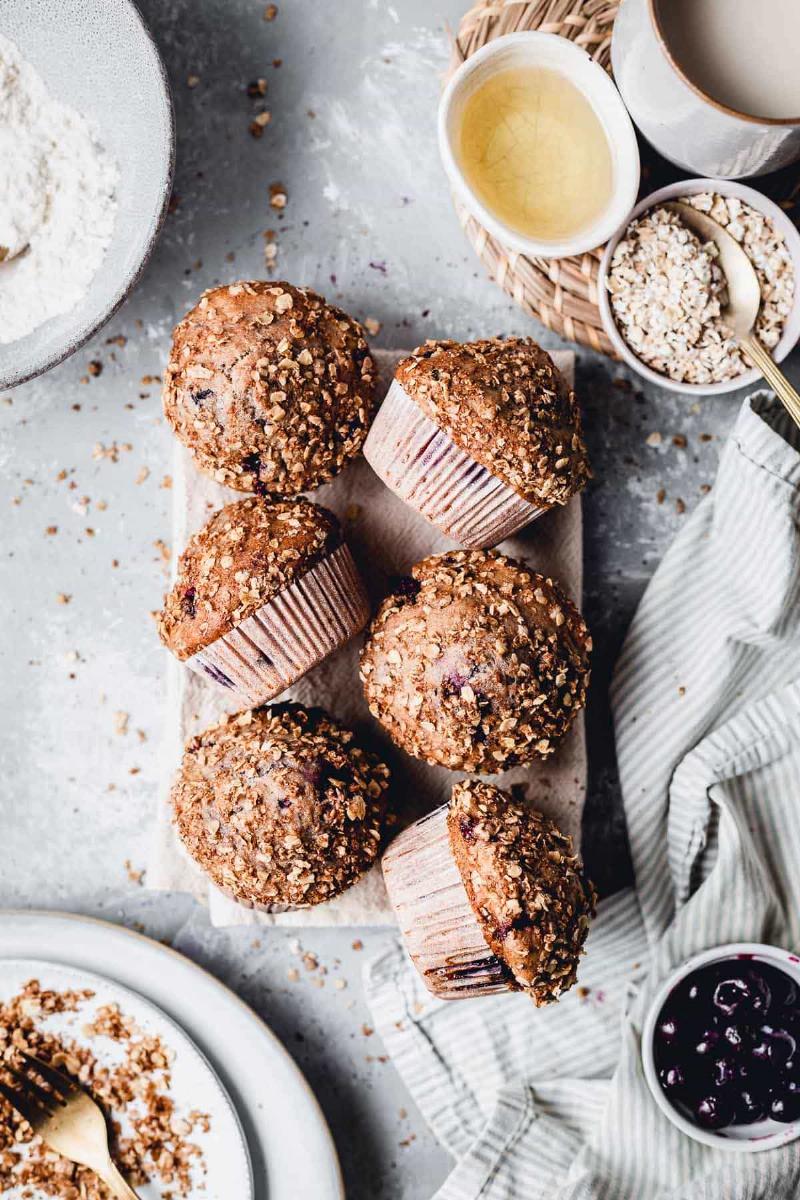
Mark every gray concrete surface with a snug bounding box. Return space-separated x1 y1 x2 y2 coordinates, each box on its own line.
2 2 799 1196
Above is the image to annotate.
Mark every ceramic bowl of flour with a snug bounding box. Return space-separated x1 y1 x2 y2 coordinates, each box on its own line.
0 0 174 388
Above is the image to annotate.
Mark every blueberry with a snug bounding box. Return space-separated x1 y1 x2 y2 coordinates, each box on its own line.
713 977 751 1016
735 1088 769 1124
713 1056 736 1087
658 1018 679 1045
658 1064 686 1094
770 1086 800 1123
722 1024 750 1054
389 575 420 605
695 1092 735 1129
694 1028 721 1057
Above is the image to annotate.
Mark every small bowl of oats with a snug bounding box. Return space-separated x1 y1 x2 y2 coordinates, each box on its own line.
598 179 800 395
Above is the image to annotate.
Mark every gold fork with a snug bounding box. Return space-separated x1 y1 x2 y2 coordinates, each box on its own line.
0 1052 140 1199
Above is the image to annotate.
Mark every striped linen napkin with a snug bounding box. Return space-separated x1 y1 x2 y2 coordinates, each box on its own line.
365 391 800 1199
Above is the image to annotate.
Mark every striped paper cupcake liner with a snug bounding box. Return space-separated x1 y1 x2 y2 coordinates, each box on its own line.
382 805 510 1000
363 380 543 550
186 543 370 708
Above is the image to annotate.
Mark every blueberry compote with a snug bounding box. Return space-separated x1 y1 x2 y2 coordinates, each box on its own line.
653 957 800 1132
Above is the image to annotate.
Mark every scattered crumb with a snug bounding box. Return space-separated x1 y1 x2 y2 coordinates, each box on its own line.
124 859 145 885
675 498 686 514
56 593 71 605
135 466 150 485
364 317 381 337
87 360 103 377
264 3 278 18
113 711 129 736
187 74 200 88
645 431 662 447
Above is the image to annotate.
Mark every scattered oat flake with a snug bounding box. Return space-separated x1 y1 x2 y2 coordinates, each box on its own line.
187 74 200 88
135 465 150 485
154 539 171 563
113 711 129 736
364 317 381 336
269 183 287 209
286 967 300 983
675 498 686 514
645 431 662 447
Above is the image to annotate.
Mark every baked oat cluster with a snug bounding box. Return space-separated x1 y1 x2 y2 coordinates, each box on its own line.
0 979 207 1197
360 550 591 772
163 281 376 494
157 495 341 660
448 781 596 1004
172 704 390 909
607 194 794 385
395 337 590 506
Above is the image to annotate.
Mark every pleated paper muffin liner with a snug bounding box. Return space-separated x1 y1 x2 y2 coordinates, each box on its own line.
382 804 511 1000
186 543 370 707
363 380 543 550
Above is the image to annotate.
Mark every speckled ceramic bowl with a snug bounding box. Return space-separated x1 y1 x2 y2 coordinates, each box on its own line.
0 0 174 388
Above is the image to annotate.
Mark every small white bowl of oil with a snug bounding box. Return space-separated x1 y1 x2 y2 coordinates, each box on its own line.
439 32 640 260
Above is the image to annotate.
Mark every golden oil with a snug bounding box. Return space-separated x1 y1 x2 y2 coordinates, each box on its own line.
457 65 614 243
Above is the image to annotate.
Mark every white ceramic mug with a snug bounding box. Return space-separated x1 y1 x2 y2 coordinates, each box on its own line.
612 0 800 179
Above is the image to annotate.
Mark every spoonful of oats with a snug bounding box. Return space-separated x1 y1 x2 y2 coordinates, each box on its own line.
666 201 800 429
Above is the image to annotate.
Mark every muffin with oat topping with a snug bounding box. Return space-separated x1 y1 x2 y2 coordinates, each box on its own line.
172 703 391 909
157 495 370 706
163 281 376 494
360 549 590 772
383 780 596 1001
363 337 589 549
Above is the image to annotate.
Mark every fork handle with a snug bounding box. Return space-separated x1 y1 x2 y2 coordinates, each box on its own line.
741 334 800 431
96 1159 141 1200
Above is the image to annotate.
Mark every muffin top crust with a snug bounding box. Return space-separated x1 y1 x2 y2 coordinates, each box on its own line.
163 281 376 495
394 338 590 507
448 780 596 1004
360 550 591 773
157 496 342 661
172 704 390 909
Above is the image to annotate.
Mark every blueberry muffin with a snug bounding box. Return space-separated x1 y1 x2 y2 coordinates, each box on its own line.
383 780 596 1001
360 550 591 772
363 337 589 548
172 704 391 908
157 496 369 706
163 281 376 494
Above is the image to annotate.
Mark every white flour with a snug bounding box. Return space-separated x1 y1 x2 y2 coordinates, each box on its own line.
0 33 118 344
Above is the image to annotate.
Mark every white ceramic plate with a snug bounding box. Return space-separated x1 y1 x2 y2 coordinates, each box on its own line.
0 912 344 1200
0 958 253 1198
0 0 174 387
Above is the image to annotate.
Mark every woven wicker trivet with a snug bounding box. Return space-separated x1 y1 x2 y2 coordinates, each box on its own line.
448 0 800 357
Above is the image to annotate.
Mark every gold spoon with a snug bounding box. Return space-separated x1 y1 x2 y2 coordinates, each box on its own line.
665 200 800 430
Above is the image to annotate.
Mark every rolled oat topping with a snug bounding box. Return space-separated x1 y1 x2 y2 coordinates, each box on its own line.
607 193 794 385
163 281 376 494
395 338 590 507
157 495 342 660
448 781 596 1004
172 704 390 908
360 550 591 773
0 980 207 1197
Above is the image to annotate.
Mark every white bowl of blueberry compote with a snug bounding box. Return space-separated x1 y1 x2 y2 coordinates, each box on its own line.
642 944 800 1151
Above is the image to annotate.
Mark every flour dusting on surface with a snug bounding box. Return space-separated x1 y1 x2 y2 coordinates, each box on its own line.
0 33 118 344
